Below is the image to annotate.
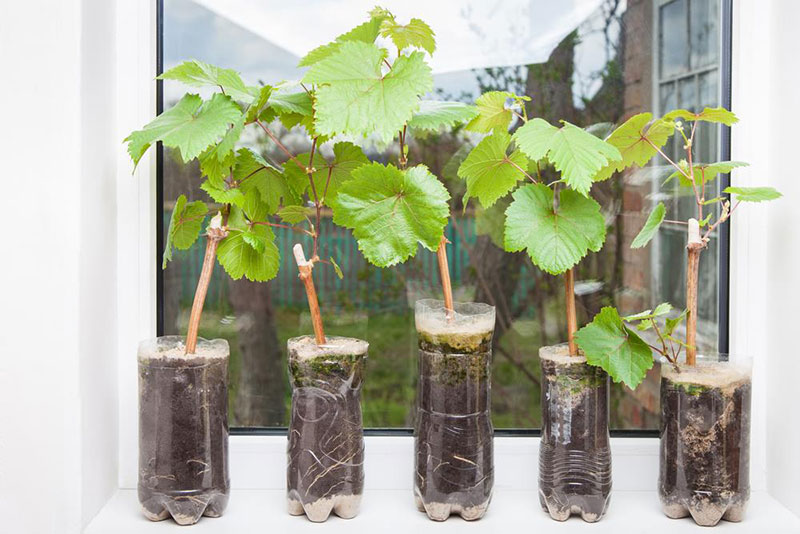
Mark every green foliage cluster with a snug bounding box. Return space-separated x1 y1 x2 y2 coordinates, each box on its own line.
457 93 781 388
126 8 480 285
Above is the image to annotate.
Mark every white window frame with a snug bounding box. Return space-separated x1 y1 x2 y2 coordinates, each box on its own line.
95 0 799 531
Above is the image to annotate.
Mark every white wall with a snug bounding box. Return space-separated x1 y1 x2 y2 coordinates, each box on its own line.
731 0 800 519
0 0 121 532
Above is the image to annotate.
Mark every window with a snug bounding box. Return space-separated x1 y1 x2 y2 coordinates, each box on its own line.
654 0 722 343
159 0 729 432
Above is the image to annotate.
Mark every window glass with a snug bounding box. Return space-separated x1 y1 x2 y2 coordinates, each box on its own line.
659 0 689 79
161 0 726 430
691 0 719 69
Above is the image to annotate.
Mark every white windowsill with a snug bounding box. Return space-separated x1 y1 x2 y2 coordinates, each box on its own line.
86 490 800 533
87 436 800 532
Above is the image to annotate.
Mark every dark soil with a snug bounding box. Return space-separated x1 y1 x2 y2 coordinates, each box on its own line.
287 336 367 522
659 371 751 526
538 350 611 522
138 352 229 525
414 338 494 521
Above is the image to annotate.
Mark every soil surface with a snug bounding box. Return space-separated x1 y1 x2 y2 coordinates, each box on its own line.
137 337 230 525
659 364 751 526
414 319 494 521
538 344 611 523
287 336 367 522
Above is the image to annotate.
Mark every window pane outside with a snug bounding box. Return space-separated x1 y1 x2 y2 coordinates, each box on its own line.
161 0 725 430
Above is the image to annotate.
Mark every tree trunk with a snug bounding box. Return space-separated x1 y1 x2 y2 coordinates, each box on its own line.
228 278 285 426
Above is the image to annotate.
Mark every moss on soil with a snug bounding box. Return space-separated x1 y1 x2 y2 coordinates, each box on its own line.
418 329 493 354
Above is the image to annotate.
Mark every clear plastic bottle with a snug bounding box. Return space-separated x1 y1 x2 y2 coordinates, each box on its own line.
659 354 751 526
286 335 368 522
137 336 230 525
538 344 611 522
414 299 496 521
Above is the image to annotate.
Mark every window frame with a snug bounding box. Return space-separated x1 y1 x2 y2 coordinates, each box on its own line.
153 0 734 438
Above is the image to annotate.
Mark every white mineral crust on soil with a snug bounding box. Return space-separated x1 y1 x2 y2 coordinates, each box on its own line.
289 335 368 360
539 343 586 364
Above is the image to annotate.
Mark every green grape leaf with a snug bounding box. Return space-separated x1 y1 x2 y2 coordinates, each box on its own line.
407 101 479 132
303 42 432 144
623 302 673 322
283 151 327 196
381 17 436 54
331 163 450 267
284 142 369 203
125 93 242 166
465 91 514 133
512 118 559 161
594 113 675 181
158 60 257 102
241 229 267 254
241 187 271 222
268 91 313 116
724 186 782 202
663 106 738 126
278 205 313 224
198 114 245 186
699 212 713 227
664 160 749 187
665 309 688 336
245 85 273 123
163 195 208 268
545 122 622 195
234 148 298 213
199 146 236 189
457 131 528 208
298 12 388 67
504 183 606 274
200 179 245 207
330 256 344 279
216 206 279 281
631 202 666 248
574 306 654 389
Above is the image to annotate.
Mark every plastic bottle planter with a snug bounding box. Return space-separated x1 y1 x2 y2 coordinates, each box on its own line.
414 299 496 521
286 336 368 522
659 354 751 526
538 344 611 522
137 336 230 525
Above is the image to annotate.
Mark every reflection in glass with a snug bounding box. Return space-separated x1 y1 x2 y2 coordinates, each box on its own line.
161 0 724 431
660 0 689 79
690 0 720 69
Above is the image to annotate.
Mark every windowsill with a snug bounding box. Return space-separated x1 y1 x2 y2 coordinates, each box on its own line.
86 489 800 533
95 436 800 532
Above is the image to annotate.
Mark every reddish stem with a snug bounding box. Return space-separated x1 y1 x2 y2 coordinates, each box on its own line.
436 235 454 317
293 244 325 345
564 268 578 356
185 216 228 354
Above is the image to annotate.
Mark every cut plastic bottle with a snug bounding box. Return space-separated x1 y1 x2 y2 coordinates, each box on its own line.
286 335 368 522
137 336 230 526
538 344 611 522
414 299 496 521
659 354 751 526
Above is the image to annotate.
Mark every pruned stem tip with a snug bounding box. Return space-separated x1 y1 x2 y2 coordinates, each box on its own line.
293 243 326 345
